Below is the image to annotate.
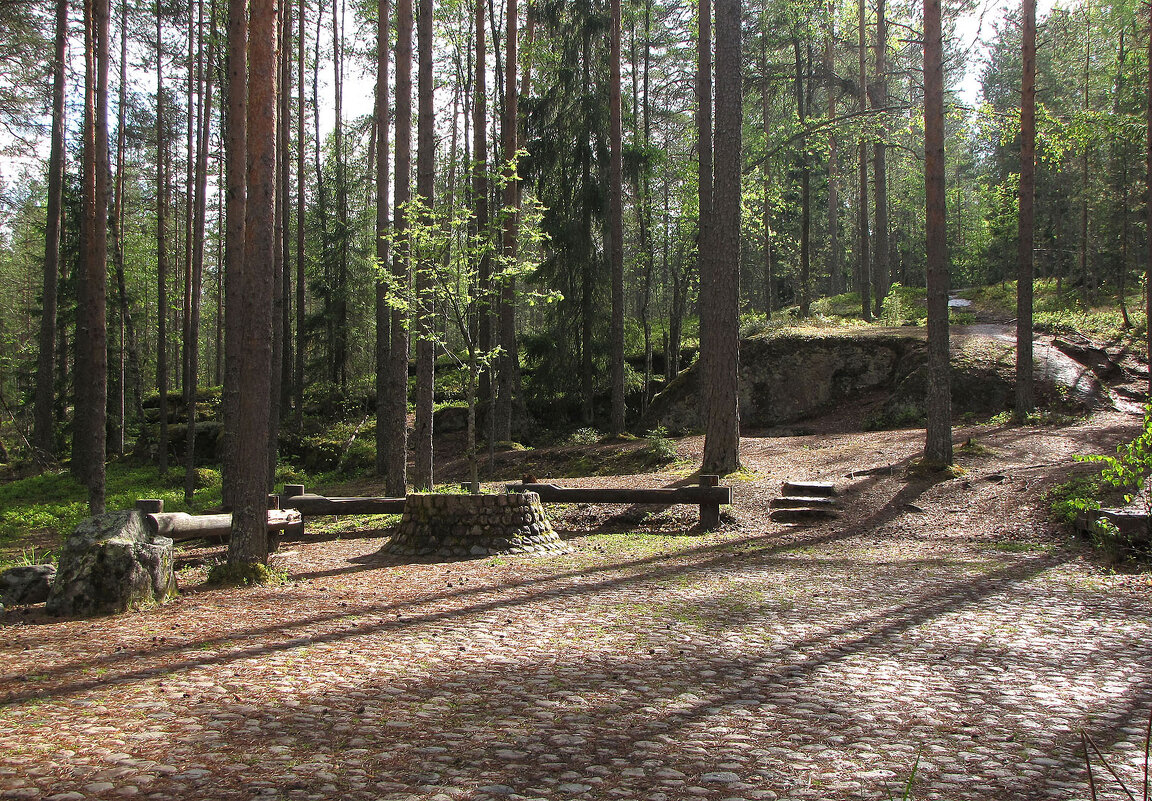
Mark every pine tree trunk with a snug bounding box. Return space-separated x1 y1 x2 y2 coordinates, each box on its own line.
1016 0 1036 417
386 0 413 497
228 0 276 565
923 0 952 466
856 0 871 321
221 0 248 507
294 0 306 428
156 12 170 477
186 0 216 503
474 0 492 422
824 8 839 297
700 0 740 475
82 0 111 513
609 0 625 435
495 0 524 441
34 0 67 457
375 0 391 476
413 0 435 489
871 0 889 317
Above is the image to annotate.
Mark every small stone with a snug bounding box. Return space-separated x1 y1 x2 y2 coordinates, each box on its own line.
699 772 741 784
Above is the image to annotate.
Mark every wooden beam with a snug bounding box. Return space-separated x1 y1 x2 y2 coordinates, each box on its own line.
281 494 406 516
145 509 302 542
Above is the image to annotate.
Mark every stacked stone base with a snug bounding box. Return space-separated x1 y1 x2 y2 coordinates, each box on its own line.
383 492 571 558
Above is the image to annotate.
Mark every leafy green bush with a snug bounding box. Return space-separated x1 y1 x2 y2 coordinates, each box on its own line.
1049 475 1103 524
1075 405 1152 510
568 427 601 445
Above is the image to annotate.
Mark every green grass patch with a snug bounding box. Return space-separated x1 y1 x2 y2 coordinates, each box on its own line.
0 463 225 560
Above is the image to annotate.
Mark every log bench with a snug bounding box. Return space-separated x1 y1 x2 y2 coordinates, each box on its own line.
504 475 732 529
134 499 303 550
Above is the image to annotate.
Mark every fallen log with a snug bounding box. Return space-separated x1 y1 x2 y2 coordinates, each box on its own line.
144 509 303 542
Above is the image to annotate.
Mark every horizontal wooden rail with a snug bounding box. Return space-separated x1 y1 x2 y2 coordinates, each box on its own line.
505 477 731 529
280 494 406 516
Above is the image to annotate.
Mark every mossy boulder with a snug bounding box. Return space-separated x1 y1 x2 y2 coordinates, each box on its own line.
0 564 56 606
45 511 177 617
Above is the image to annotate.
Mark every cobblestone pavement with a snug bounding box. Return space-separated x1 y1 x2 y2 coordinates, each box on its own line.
2 424 1152 801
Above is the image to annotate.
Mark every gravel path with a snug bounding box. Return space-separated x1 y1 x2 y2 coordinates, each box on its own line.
2 415 1152 801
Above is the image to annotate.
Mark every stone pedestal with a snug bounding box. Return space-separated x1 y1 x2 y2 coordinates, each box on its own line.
383 492 570 558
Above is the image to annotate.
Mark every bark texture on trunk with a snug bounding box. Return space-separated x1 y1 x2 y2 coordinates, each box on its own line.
413 0 435 489
228 0 277 564
1016 0 1036 416
34 0 68 457
700 0 741 475
923 0 952 466
386 0 413 497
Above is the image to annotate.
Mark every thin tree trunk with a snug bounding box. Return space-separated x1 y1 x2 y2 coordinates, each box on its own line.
294 0 305 427
857 0 871 321
156 11 170 476
1016 0 1036 417
638 0 654 410
609 0 625 435
413 0 435 489
1146 0 1152 396
34 0 67 457
333 0 349 390
871 0 889 317
762 10 774 317
375 0 391 476
794 34 810 317
923 0 952 465
474 0 492 419
109 0 128 458
186 0 216 503
84 0 111 512
495 0 524 441
824 7 839 296
1080 6 1090 303
387 0 413 497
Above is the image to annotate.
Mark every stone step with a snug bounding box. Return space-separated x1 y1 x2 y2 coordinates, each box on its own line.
769 507 840 524
781 480 836 497
769 496 838 510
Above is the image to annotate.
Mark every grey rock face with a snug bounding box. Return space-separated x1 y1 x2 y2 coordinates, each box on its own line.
45 510 178 617
0 564 56 605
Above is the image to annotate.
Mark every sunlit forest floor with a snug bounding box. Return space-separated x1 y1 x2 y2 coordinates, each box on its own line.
3 403 1151 800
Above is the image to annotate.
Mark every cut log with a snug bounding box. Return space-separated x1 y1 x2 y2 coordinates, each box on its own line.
769 496 838 509
146 509 302 542
769 507 839 524
781 480 836 497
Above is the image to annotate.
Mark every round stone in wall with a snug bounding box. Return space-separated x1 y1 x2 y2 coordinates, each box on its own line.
381 491 571 559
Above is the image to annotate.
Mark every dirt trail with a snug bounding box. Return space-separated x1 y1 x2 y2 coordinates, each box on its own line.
2 410 1151 801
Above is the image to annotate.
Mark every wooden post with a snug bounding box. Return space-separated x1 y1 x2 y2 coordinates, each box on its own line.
280 484 305 541
699 474 720 529
136 498 164 513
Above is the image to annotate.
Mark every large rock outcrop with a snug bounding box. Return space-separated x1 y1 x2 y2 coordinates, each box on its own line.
645 331 920 432
46 511 178 617
643 328 1101 433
